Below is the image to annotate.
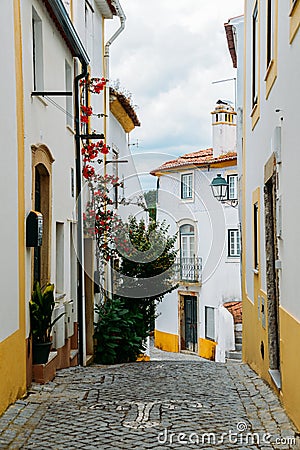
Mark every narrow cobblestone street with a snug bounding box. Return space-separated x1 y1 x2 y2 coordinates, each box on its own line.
0 348 298 450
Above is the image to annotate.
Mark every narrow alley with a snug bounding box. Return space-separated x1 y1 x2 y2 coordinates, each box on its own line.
0 347 298 449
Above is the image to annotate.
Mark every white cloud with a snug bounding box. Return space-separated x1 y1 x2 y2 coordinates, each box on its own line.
107 0 244 190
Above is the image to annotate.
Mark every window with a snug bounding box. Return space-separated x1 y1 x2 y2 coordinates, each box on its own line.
180 224 196 280
290 0 300 43
65 61 72 127
112 148 119 208
227 174 238 200
32 7 44 91
254 203 259 269
181 173 193 199
56 223 65 294
228 229 240 257
252 2 259 108
266 0 274 68
205 307 215 341
70 167 75 198
180 225 195 260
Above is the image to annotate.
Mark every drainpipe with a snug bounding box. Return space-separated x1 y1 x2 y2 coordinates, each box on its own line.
75 62 88 366
104 0 126 156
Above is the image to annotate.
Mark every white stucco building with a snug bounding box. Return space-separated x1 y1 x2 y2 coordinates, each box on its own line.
234 0 300 431
0 0 135 413
151 101 241 362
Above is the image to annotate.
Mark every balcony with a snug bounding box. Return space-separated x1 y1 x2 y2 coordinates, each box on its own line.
175 257 202 284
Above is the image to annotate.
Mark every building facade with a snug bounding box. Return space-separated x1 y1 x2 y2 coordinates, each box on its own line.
151 101 241 362
236 0 300 431
0 0 130 415
0 0 27 416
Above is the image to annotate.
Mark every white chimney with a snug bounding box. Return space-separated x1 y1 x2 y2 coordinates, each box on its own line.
211 100 237 158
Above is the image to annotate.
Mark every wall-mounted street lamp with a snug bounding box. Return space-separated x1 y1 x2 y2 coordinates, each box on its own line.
210 174 238 207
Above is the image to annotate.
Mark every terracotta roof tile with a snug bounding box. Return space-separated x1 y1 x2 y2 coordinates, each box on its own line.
150 148 237 175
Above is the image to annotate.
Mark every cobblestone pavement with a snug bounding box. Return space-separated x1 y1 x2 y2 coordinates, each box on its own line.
0 350 299 449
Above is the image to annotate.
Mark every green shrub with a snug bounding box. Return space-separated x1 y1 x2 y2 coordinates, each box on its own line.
94 298 145 364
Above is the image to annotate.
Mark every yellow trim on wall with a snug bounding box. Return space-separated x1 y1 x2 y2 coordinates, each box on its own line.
251 0 261 129
265 0 278 99
290 0 300 43
252 187 261 277
154 329 179 353
0 0 27 416
199 338 216 360
279 307 300 431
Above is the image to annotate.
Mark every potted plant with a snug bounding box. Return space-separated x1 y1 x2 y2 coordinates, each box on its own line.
30 282 64 364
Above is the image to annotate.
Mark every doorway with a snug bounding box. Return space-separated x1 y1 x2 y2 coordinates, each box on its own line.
33 163 50 286
264 173 280 380
181 295 198 352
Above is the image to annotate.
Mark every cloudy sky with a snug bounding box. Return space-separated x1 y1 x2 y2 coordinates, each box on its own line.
107 0 244 191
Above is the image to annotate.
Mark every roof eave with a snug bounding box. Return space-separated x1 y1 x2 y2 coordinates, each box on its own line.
43 0 89 65
94 0 116 18
224 22 237 69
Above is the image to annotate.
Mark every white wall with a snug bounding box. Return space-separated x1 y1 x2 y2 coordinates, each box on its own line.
108 114 146 221
155 163 241 352
243 1 300 321
22 0 80 336
0 2 20 342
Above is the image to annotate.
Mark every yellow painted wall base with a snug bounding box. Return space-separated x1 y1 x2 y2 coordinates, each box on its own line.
243 294 300 432
154 329 179 353
279 308 300 431
136 354 150 362
0 331 26 416
199 338 216 360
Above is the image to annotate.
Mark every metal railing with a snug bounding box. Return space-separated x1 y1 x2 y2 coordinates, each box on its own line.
175 257 202 283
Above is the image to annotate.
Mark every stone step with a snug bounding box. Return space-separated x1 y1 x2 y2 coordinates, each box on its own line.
234 332 242 344
235 343 242 352
226 350 242 360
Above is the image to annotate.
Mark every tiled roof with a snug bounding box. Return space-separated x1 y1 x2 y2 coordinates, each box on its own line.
223 301 242 324
224 23 237 68
106 0 117 15
150 148 237 175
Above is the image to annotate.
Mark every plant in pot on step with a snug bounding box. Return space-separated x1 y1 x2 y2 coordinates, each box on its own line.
30 282 65 364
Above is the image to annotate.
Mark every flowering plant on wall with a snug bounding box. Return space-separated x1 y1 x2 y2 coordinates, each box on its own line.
80 76 146 263
80 75 109 173
83 174 126 261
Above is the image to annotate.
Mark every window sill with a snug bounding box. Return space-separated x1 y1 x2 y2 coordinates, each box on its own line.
269 369 281 390
181 198 194 203
289 0 299 17
290 0 300 42
226 257 240 262
66 125 75 135
250 102 260 129
55 293 66 302
265 59 277 99
32 95 48 107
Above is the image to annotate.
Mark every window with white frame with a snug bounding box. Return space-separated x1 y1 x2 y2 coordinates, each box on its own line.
181 173 193 199
227 174 238 200
266 0 274 68
65 60 72 127
205 306 215 341
252 1 259 108
32 7 44 91
228 229 240 257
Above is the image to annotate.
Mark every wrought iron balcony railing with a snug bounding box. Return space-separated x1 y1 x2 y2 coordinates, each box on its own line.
175 257 202 283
